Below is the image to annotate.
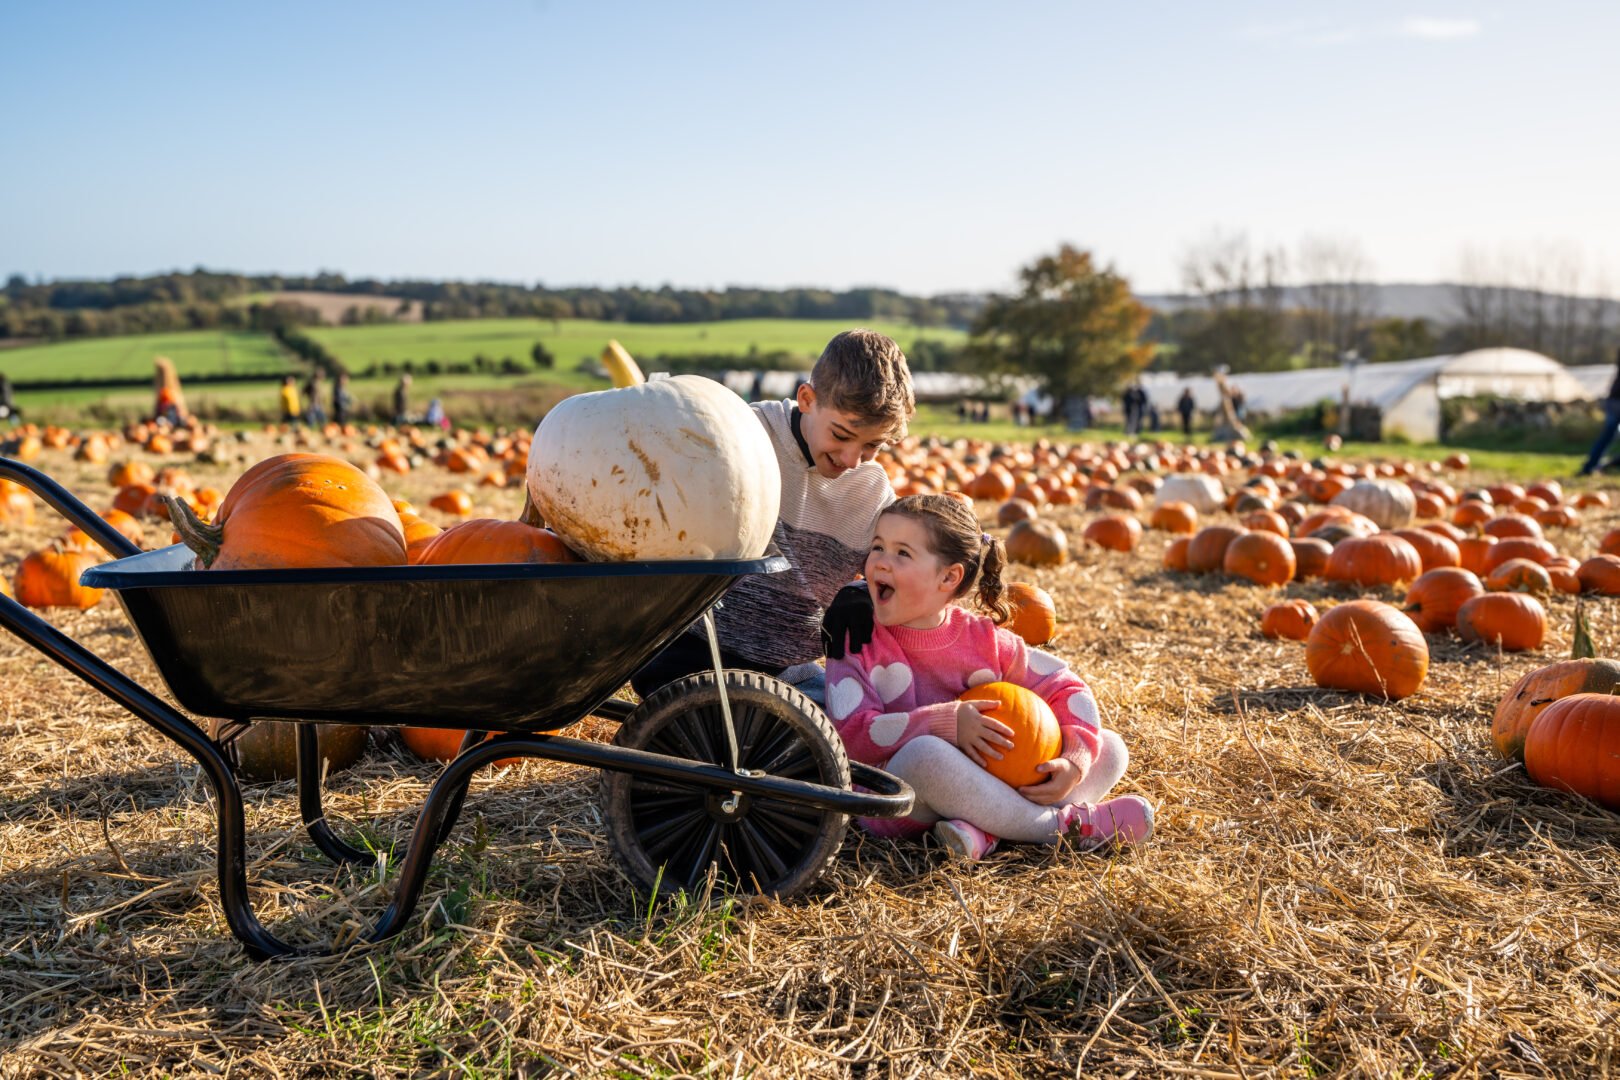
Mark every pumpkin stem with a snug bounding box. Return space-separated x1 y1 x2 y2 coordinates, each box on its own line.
164 495 223 568
518 490 546 529
1573 598 1596 660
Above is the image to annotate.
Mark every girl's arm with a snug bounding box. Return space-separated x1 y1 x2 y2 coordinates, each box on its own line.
824 655 958 766
994 629 1102 773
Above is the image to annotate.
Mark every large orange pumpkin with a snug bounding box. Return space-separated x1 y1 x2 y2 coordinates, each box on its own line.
14 546 104 610
1005 520 1068 566
1484 557 1552 595
1305 600 1429 700
409 519 581 566
1492 658 1620 762
169 453 406 570
1149 502 1198 534
956 682 1061 788
1391 529 1460 572
1187 526 1245 574
1480 537 1558 573
1577 554 1620 596
1324 534 1423 588
1082 514 1141 553
1456 593 1547 652
1289 537 1334 580
1523 694 1620 808
1456 536 1497 575
1402 567 1484 634
1482 513 1543 541
1223 531 1296 586
1261 599 1318 641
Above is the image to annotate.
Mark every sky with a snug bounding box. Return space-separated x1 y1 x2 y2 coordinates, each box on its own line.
3 1 1619 297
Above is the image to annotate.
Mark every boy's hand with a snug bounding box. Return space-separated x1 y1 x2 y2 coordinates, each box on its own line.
821 582 874 659
956 699 1015 767
1018 757 1083 805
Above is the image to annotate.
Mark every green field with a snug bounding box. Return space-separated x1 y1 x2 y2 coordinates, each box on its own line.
307 318 967 372
0 331 293 382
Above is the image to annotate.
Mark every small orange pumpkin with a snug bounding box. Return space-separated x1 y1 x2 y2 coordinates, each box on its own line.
956 682 1062 788
430 490 476 517
1261 599 1318 641
1324 534 1423 588
15 545 104 610
1492 659 1620 762
1223 531 1296 587
1577 554 1620 596
1187 526 1246 574
1005 520 1068 566
1081 514 1141 553
1149 502 1198 534
1523 694 1620 808
1402 567 1485 634
1484 557 1552 595
1003 582 1057 646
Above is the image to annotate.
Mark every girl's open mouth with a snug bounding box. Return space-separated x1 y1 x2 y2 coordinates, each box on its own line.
874 582 895 603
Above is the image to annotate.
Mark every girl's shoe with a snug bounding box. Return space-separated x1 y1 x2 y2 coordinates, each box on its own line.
933 819 999 860
1062 796 1155 851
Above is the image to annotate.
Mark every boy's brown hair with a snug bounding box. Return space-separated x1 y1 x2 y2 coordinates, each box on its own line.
881 494 1012 624
810 329 916 438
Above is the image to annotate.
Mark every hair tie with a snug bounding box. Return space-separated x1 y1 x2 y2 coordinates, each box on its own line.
981 532 992 547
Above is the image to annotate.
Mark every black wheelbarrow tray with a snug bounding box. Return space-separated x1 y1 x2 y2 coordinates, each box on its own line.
0 458 913 959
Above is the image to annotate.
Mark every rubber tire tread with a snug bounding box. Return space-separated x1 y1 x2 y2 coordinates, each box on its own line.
601 670 849 901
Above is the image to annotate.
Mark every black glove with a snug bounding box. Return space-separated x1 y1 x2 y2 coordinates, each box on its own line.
821 582 875 660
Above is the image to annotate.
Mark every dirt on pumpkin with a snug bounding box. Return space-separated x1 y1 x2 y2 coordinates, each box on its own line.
1 432 1619 1077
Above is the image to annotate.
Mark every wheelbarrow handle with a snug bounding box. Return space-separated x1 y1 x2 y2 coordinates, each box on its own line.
0 456 143 559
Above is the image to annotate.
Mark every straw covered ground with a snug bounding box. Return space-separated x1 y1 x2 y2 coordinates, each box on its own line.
3 438 1620 1077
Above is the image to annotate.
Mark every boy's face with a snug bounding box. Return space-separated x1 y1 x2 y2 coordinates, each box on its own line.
795 384 893 479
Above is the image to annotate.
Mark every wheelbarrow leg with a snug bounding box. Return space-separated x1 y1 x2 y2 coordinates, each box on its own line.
432 729 486 845
0 596 299 959
295 725 376 867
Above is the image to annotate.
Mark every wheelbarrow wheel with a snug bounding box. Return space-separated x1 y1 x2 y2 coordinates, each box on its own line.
602 670 850 901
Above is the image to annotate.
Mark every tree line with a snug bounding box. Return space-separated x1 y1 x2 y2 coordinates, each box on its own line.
0 270 983 342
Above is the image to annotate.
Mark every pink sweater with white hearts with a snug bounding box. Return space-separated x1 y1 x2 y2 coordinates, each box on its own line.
825 605 1101 775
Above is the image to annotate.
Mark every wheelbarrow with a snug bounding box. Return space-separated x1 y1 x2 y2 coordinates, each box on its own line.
0 458 913 959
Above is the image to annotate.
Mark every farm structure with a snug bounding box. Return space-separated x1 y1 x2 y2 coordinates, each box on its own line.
1145 348 1592 442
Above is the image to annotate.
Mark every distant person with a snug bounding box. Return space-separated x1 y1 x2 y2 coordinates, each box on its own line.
1121 382 1146 436
393 373 413 426
424 397 449 431
0 374 20 424
1229 385 1247 422
152 356 188 426
750 370 765 403
1579 347 1620 476
332 372 354 427
304 370 326 427
1177 388 1196 439
279 375 302 425
1147 401 1161 433
956 399 968 421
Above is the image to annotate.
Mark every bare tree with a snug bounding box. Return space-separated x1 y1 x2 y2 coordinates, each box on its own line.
1176 230 1292 371
1296 235 1375 363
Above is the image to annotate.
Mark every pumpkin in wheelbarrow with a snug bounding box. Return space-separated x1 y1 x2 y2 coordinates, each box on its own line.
525 375 781 560
166 453 406 569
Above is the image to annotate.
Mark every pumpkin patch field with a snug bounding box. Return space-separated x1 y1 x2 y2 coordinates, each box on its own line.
7 422 1620 1076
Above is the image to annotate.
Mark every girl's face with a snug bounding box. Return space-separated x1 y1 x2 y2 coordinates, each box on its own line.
865 514 964 629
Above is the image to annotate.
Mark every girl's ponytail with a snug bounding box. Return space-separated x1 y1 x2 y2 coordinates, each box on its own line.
977 534 1012 625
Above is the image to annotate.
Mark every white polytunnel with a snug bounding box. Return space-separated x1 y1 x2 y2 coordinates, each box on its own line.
1142 348 1594 442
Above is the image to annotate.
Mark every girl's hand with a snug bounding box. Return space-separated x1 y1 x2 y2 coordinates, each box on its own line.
1018 757 1083 805
956 699 1015 767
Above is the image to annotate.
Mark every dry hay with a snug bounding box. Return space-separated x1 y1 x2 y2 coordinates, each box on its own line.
2 440 1619 1076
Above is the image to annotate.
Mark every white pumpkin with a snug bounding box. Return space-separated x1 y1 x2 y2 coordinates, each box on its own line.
1154 474 1224 515
1331 479 1416 530
526 375 781 561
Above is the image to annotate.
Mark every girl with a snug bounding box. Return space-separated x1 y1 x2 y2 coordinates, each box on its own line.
825 494 1152 859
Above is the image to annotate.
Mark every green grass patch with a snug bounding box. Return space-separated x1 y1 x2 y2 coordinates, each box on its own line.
0 330 294 382
307 317 966 374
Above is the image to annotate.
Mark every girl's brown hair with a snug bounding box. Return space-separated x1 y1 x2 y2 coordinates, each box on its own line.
880 494 1011 623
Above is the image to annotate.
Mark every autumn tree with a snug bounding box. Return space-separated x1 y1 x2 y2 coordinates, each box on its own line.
968 245 1151 406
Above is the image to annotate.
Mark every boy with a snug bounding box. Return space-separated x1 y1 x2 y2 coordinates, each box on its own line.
630 329 914 702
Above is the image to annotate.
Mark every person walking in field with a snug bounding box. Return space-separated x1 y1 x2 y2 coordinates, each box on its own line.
1177 387 1196 440
393 374 413 426
333 372 354 427
279 375 302 426
152 357 188 426
1579 348 1620 476
304 370 326 428
0 374 21 425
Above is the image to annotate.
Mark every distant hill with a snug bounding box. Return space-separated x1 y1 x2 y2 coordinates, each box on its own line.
1138 283 1620 325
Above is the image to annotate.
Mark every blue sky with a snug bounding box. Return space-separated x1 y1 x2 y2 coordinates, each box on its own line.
3 1 1617 295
